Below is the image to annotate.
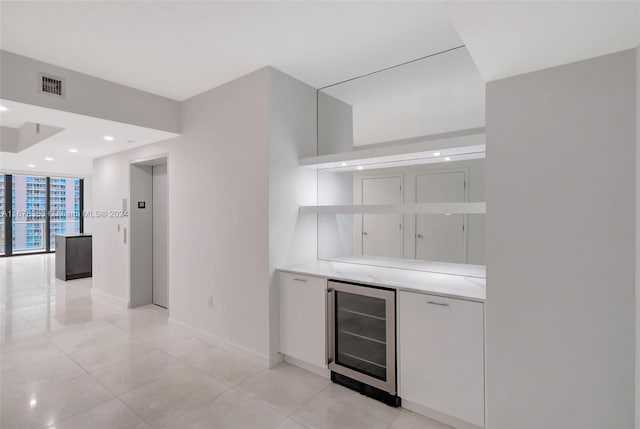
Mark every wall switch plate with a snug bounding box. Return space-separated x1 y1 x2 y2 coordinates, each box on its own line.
208 296 213 307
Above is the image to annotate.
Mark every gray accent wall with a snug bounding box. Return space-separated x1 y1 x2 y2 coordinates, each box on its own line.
486 49 636 428
0 50 180 133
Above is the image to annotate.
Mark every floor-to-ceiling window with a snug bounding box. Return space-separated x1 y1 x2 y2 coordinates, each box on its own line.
0 174 83 256
12 175 47 253
49 177 81 250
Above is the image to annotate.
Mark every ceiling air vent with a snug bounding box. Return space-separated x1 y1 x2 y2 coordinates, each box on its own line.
39 73 65 98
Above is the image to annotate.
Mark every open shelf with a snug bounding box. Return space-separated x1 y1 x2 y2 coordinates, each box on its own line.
300 129 485 171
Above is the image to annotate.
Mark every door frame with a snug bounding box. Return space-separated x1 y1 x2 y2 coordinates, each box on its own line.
413 168 468 263
129 153 170 310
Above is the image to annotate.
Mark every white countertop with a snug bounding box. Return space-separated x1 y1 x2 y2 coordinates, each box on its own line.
278 259 486 302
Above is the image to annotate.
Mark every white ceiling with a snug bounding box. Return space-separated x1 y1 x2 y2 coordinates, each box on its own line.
446 0 640 81
0 100 178 176
0 1 463 101
2 1 638 101
0 1 638 175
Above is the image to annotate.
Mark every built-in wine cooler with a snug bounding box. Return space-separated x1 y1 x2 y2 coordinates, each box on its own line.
327 280 400 406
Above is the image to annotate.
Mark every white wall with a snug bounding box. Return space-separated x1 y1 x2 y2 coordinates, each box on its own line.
636 45 640 429
92 67 317 364
486 49 636 429
267 67 318 363
82 175 93 234
317 170 354 260
0 50 180 133
92 141 173 307
169 68 272 360
317 92 353 155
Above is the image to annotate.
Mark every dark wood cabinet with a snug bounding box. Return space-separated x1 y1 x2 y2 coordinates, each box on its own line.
55 234 92 280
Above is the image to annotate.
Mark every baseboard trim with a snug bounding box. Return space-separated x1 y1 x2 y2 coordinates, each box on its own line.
402 399 484 429
90 288 129 308
167 318 272 368
283 355 330 379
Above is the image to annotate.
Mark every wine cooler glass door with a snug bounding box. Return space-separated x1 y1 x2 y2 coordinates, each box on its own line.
328 281 396 394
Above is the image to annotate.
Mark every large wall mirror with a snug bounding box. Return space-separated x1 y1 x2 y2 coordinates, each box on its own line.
317 46 485 155
313 46 486 271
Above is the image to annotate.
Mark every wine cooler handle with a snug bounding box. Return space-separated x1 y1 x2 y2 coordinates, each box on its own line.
326 288 335 365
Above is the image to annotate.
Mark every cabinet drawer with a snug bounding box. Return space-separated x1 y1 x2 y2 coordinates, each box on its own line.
399 291 484 427
279 272 327 369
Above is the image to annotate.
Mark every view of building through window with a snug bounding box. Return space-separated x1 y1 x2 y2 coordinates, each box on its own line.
12 175 47 252
49 177 81 250
5 175 82 254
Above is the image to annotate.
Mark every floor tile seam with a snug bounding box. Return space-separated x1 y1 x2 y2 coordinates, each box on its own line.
227 386 290 425
70 341 165 374
0 363 90 403
231 382 294 418
0 336 70 371
233 373 331 419
144 383 232 429
286 414 314 429
164 346 266 389
34 394 115 429
285 381 334 419
112 394 157 429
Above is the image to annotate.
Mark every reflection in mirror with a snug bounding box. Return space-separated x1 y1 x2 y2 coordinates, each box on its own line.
314 45 486 272
317 46 484 155
317 157 485 268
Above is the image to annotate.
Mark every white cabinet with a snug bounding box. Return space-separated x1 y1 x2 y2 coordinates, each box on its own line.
279 272 327 369
399 291 484 428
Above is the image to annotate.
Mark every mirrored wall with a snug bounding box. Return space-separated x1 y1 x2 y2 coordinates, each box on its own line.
317 46 485 156
311 46 486 271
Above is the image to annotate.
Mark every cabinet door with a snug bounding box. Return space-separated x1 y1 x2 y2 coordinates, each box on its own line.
399 291 484 427
279 272 327 369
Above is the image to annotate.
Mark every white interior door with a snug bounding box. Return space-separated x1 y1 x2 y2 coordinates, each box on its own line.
361 176 402 258
152 164 168 308
415 171 466 263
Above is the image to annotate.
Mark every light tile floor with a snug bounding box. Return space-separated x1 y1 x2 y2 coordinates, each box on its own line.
0 254 452 429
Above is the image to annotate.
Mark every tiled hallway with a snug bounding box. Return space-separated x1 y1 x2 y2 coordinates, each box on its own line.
0 254 449 429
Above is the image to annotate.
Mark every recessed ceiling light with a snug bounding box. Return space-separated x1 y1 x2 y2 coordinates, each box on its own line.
444 157 451 162
341 162 347 167
68 149 78 153
0 105 8 112
357 166 363 170
433 152 441 156
45 157 54 161
29 399 37 407
103 135 115 141
28 164 36 168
